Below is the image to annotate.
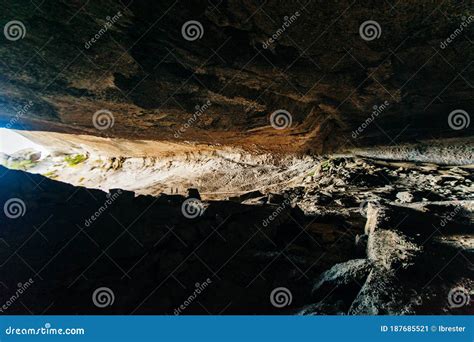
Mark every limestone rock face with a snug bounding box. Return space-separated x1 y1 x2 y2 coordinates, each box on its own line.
349 269 417 315
1 1 472 153
0 152 472 315
301 199 473 315
365 204 422 270
311 259 372 299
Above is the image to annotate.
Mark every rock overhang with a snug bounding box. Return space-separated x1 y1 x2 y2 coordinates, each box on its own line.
0 0 472 154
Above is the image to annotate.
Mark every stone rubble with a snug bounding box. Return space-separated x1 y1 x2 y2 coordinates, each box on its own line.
0 154 472 315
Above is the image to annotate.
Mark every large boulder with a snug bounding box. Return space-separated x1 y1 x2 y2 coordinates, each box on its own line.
349 269 418 315
311 259 372 300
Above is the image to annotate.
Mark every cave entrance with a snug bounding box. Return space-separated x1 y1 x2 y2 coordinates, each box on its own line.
0 128 51 170
0 128 49 156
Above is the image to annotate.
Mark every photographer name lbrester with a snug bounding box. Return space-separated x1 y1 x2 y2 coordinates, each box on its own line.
436 325 466 332
381 325 466 333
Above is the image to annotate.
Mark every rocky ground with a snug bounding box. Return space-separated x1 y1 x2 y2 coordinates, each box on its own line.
1 0 472 317
0 146 317 198
0 152 472 315
295 156 473 216
2 135 472 202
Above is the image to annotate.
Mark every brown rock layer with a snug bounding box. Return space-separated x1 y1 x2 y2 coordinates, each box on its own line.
1 0 472 153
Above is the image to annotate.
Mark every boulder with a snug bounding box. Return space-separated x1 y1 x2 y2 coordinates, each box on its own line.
367 229 421 271
311 259 372 300
396 191 414 203
349 269 418 315
364 203 422 270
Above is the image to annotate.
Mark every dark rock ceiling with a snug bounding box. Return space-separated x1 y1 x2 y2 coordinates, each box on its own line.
0 0 473 153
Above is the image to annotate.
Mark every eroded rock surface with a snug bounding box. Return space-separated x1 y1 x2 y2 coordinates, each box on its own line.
1 1 473 153
306 202 473 315
1 151 472 314
0 165 360 314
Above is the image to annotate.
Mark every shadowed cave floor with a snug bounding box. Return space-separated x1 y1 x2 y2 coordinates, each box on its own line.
0 156 472 315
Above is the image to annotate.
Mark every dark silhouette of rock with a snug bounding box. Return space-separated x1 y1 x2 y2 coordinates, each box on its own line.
186 188 201 200
229 191 264 203
311 259 372 301
0 166 356 314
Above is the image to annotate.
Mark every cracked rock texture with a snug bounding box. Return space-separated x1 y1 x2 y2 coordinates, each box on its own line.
0 0 472 317
1 153 472 315
1 0 473 153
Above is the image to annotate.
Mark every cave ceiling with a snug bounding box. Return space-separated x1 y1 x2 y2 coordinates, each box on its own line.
0 0 472 153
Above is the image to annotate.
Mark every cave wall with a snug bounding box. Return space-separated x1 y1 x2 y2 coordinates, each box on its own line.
1 0 473 153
